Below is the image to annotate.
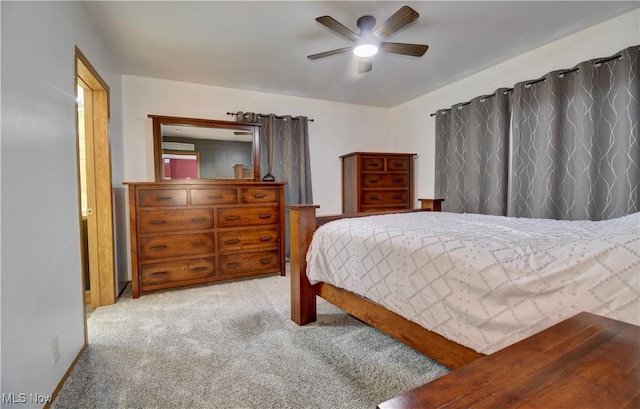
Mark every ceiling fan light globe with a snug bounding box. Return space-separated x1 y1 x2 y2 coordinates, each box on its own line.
354 44 378 58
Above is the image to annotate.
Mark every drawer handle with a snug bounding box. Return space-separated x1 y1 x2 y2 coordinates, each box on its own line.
150 245 166 251
155 196 172 201
260 236 272 242
225 239 240 244
392 162 404 167
260 258 272 265
191 266 208 272
393 178 403 183
225 216 240 221
191 217 206 222
367 161 378 166
193 242 206 248
227 262 240 269
369 179 379 183
254 193 266 199
150 220 165 225
209 194 222 199
152 271 168 276
369 195 379 200
259 214 271 219
393 195 403 199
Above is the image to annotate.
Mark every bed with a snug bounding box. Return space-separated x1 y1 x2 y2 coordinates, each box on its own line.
289 205 640 369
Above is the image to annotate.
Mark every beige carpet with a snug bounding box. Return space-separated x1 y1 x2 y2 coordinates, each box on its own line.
52 274 449 409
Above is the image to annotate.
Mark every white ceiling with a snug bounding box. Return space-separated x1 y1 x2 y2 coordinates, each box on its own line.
84 1 639 108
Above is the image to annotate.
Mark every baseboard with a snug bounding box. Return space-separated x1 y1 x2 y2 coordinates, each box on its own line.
117 280 131 298
43 343 88 409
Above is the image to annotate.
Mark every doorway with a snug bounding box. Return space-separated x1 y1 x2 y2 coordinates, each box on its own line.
75 47 116 317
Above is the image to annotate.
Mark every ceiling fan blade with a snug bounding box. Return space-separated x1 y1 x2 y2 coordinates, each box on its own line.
373 6 419 39
380 42 429 57
358 58 373 73
316 16 359 42
307 47 352 60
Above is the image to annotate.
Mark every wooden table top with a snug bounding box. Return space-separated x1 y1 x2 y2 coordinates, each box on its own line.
378 312 639 409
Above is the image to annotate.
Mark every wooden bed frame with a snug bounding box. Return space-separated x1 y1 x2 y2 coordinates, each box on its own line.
288 205 485 369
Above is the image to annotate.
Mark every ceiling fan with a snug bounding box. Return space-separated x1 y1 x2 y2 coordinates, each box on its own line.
307 5 429 73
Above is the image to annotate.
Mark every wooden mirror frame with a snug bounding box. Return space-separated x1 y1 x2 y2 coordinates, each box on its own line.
149 115 261 182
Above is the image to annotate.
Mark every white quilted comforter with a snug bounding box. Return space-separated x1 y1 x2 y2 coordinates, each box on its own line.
306 211 640 354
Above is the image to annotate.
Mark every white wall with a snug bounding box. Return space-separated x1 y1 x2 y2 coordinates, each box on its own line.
1 2 123 406
391 9 640 203
122 75 392 215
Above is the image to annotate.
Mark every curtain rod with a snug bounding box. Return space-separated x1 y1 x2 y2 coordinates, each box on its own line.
428 50 632 117
429 89 513 117
226 112 314 122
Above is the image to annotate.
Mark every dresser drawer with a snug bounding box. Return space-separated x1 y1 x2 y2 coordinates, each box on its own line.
219 250 280 276
240 187 279 203
139 233 214 260
138 209 213 234
362 174 408 188
217 206 278 228
218 227 279 254
139 189 187 207
140 257 215 286
361 190 408 205
361 157 384 171
386 157 410 171
191 188 237 205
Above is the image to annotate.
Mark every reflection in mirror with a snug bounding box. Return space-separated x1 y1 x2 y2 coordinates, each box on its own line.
150 115 260 181
161 125 252 179
162 151 200 179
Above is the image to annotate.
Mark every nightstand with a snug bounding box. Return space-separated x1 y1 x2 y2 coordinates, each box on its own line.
418 198 444 211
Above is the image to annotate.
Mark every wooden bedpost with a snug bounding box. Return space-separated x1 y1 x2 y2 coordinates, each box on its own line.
288 204 320 325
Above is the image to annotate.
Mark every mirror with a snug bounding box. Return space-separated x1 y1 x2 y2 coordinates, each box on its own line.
150 115 260 181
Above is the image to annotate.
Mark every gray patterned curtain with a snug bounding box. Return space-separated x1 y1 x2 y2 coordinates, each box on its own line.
509 46 640 220
435 89 511 215
235 111 313 256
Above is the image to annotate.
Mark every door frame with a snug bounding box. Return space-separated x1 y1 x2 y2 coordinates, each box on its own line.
75 47 116 313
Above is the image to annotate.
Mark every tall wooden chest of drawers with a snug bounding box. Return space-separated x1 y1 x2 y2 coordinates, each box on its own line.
126 181 286 298
340 152 416 213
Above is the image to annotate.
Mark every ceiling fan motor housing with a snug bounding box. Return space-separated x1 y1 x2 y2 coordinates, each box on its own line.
357 15 376 33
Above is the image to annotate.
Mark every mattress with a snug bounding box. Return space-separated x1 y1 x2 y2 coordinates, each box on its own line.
306 211 640 354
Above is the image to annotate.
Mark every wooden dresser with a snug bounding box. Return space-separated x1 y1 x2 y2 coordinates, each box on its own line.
341 152 416 213
125 180 286 298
